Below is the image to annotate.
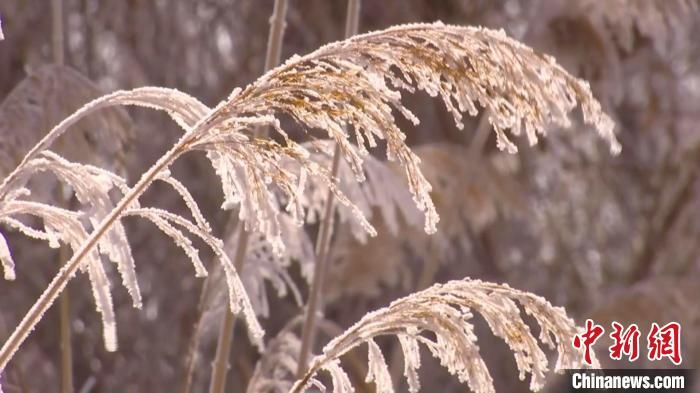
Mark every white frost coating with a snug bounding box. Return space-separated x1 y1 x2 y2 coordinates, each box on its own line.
295 277 597 393
197 121 376 256
156 170 212 233
0 22 619 375
2 217 61 245
398 334 421 393
322 359 354 393
35 152 142 308
0 166 125 351
0 233 15 280
86 256 117 352
121 207 264 349
2 199 121 352
366 339 394 393
0 86 217 354
205 140 285 255
218 251 265 350
0 86 210 204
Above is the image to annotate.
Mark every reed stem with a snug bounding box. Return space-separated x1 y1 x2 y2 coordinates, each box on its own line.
51 1 73 391
206 1 288 392
295 0 361 378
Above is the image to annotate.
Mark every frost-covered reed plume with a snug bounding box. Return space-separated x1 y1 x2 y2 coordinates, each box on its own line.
287 278 597 393
0 22 618 388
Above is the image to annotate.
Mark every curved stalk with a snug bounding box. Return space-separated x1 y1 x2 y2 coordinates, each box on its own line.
296 0 361 378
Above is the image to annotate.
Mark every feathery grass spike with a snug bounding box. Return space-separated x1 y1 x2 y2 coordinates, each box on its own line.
292 278 597 393
203 22 619 237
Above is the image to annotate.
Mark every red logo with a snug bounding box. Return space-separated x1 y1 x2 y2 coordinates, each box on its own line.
647 322 682 365
573 320 682 366
573 319 604 366
609 322 640 361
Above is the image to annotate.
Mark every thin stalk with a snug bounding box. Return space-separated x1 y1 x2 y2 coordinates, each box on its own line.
52 0 65 66
343 0 362 39
58 244 73 393
180 218 241 393
0 131 191 372
295 147 340 377
206 1 288 393
208 229 249 393
52 0 73 391
296 0 361 378
179 273 212 393
263 0 288 72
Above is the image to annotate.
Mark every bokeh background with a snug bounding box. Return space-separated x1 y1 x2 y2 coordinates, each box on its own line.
0 1 698 392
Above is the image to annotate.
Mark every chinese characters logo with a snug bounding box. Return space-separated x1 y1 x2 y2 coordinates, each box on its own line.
573 319 682 365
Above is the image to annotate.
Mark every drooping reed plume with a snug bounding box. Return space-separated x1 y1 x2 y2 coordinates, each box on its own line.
251 278 598 393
